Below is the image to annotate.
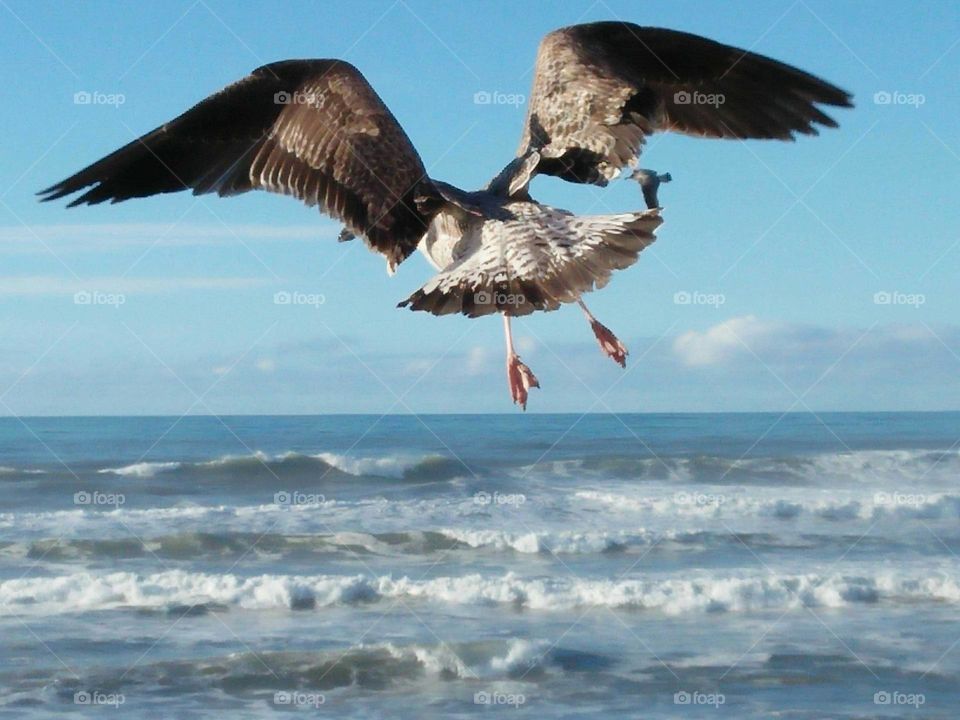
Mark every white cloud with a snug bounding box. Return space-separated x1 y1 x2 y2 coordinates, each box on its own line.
5 319 959 414
673 315 781 367
465 346 491 376
515 335 537 355
254 358 276 373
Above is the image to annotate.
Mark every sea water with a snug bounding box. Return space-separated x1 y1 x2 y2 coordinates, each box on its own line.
0 413 957 718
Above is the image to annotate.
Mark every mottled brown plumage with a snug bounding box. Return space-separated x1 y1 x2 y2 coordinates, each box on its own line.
38 60 437 270
502 22 854 192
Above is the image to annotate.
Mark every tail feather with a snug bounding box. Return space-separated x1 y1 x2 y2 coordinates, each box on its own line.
400 207 663 317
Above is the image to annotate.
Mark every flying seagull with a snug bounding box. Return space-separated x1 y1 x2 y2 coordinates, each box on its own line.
39 21 851 410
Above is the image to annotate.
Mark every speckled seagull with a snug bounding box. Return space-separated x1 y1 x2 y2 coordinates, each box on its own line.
40 21 851 409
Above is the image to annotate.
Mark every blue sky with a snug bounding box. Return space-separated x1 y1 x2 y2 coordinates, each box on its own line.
0 0 958 414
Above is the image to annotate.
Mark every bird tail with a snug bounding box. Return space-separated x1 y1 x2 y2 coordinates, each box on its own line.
399 207 663 317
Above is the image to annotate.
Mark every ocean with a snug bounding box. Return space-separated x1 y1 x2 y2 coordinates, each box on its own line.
0 413 958 718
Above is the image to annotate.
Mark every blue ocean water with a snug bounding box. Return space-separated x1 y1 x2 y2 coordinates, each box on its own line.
1 413 958 718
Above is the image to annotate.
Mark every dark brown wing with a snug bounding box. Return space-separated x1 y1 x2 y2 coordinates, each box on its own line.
39 60 439 270
517 22 853 187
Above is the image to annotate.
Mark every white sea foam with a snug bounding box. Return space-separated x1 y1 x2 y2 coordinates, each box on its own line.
3 487 960 553
439 528 658 554
383 643 473 678
527 449 960 485
313 452 428 479
489 638 549 673
3 568 958 617
98 461 182 478
575 490 960 523
96 451 442 480
0 466 45 475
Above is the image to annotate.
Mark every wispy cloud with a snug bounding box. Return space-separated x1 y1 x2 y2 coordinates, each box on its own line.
0 222 339 254
0 275 267 296
674 315 782 367
2 318 958 415
672 315 956 369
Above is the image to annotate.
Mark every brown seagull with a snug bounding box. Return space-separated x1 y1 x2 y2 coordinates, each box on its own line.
39 21 851 410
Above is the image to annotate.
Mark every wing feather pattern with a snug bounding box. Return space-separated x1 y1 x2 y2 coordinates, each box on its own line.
39 60 438 269
515 22 853 188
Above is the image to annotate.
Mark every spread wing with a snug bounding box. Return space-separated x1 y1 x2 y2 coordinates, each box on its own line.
39 60 438 270
400 205 662 317
514 22 853 188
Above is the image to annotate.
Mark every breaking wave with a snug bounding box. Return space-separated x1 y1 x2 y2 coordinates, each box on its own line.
3 567 958 617
525 448 960 484
97 451 463 482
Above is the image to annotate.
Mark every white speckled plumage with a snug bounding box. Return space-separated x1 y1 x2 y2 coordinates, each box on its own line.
402 201 662 317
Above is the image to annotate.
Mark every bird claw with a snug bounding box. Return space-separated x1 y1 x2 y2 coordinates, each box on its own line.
590 319 628 368
506 354 540 410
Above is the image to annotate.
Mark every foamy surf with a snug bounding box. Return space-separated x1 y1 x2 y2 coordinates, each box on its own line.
5 413 960 718
96 450 462 483
4 567 959 617
523 448 960 484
